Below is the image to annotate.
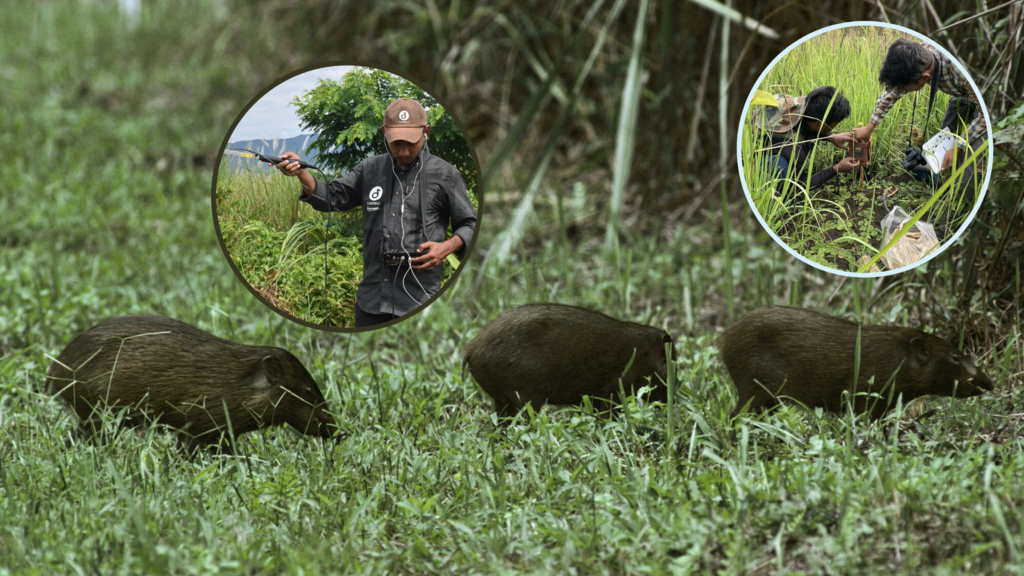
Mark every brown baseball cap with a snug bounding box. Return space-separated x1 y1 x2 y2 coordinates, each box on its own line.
383 99 428 143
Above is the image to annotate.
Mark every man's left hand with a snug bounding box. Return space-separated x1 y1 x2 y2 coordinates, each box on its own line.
411 236 464 270
941 147 964 171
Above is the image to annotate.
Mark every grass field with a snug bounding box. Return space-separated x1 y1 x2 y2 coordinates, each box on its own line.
2 3 1023 575
216 151 475 329
216 160 366 328
741 26 986 273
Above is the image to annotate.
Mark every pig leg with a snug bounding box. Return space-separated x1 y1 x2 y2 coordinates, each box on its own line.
75 417 102 444
731 377 783 418
175 429 233 457
215 436 235 456
493 395 521 419
730 390 756 419
593 397 616 417
174 433 201 458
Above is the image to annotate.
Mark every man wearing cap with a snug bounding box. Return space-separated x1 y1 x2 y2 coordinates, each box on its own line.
276 98 477 328
765 86 859 191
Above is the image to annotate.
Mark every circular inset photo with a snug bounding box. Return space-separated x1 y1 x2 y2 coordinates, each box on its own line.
213 65 481 330
738 23 992 276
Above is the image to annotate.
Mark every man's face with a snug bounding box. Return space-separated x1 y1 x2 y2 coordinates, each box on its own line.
802 119 839 137
385 125 431 169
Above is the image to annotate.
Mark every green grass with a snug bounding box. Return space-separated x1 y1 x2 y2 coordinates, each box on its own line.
1 3 1022 575
216 161 365 327
741 26 985 272
215 156 473 328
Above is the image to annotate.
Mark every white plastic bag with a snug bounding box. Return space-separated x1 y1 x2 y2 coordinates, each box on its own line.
879 206 940 270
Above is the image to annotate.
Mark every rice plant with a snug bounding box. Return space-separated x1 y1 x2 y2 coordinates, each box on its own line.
741 26 986 273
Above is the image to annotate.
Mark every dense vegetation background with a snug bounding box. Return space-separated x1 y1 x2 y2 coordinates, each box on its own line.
1 0 1022 573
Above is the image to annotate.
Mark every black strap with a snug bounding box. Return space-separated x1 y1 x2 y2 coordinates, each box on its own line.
419 154 429 244
923 54 941 136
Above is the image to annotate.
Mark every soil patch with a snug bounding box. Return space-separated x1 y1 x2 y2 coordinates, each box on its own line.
778 167 947 272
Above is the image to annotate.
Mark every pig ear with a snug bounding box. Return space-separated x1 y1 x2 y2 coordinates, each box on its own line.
909 338 930 366
262 355 285 386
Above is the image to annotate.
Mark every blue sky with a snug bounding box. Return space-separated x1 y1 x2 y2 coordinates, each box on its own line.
229 66 355 142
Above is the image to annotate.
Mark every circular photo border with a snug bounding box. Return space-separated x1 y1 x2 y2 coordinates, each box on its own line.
211 61 485 332
736 21 993 278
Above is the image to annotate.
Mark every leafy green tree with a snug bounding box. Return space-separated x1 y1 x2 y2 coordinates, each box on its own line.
292 67 477 195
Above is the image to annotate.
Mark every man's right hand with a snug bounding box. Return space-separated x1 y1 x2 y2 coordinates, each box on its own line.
277 151 317 196
850 123 875 142
275 152 305 177
834 157 861 173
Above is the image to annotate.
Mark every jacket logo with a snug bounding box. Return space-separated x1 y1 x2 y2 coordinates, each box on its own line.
369 186 383 201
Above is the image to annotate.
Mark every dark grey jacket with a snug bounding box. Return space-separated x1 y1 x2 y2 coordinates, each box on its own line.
299 143 476 317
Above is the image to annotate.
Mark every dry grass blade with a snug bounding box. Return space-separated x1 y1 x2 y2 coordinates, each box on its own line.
688 0 780 40
605 0 651 247
483 0 629 270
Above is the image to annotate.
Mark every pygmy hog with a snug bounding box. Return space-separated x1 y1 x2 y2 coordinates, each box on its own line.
47 315 336 452
462 303 674 418
719 306 993 419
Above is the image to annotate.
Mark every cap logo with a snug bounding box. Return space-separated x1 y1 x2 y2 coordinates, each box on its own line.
398 110 410 123
369 186 383 201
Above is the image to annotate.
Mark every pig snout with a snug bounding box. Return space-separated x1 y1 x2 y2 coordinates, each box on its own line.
293 402 336 438
962 366 994 394
957 356 995 394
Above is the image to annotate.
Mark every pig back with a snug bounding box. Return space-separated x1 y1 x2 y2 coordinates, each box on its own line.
721 306 939 413
465 304 670 406
48 315 270 425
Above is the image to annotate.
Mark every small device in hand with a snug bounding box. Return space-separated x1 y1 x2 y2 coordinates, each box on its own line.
844 135 872 164
382 247 427 266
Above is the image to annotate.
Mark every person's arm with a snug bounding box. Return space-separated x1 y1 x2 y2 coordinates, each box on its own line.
296 162 363 213
869 87 904 128
940 91 987 170
301 173 362 213
807 157 861 188
784 143 858 189
443 170 477 260
298 171 317 195
276 152 317 194
807 166 838 189
825 132 855 147
779 141 831 188
410 170 477 270
851 88 905 141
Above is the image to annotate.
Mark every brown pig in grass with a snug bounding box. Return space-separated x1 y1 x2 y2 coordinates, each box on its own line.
47 315 337 453
463 303 674 419
719 306 993 419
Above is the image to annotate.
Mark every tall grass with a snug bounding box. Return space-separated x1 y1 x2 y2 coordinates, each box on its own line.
216 159 365 327
741 26 985 272
217 159 322 233
216 156 471 328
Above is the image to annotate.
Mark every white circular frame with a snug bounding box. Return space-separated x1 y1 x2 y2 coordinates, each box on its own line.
736 21 994 278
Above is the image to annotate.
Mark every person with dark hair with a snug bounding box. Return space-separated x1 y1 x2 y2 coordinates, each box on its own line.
768 86 859 190
851 39 987 201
